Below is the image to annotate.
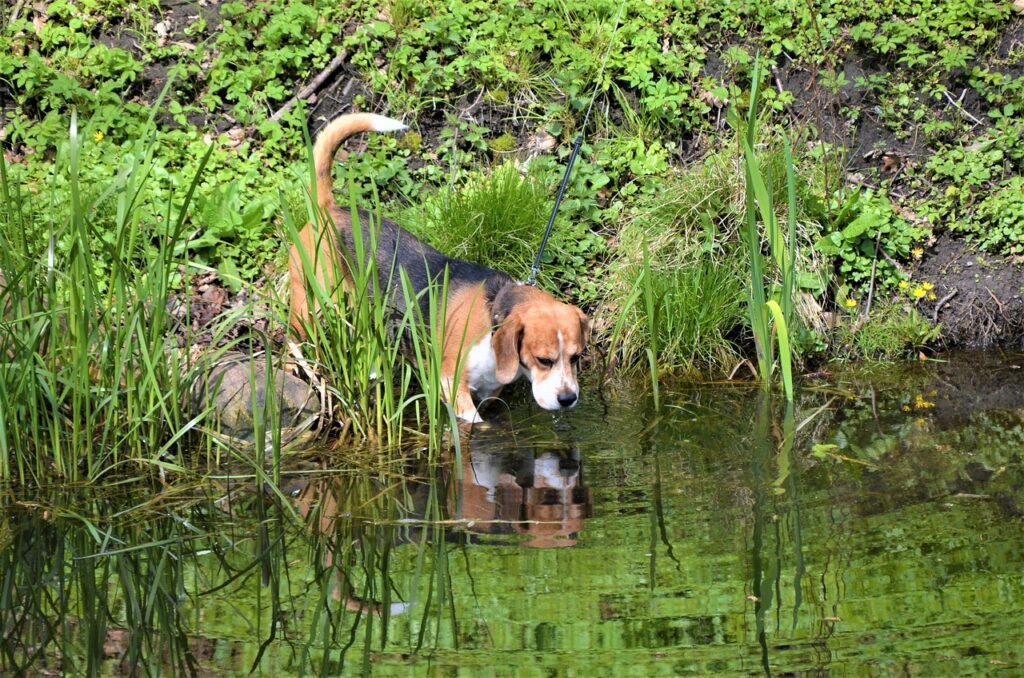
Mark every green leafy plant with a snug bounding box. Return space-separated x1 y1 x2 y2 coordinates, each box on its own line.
814 189 927 292
730 58 799 401
961 176 1024 255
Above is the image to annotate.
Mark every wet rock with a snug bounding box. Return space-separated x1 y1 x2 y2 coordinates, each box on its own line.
193 354 320 445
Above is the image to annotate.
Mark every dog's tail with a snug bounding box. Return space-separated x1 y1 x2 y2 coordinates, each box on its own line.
313 113 407 210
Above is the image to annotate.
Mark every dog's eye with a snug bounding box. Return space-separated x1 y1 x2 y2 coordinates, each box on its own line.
536 357 555 368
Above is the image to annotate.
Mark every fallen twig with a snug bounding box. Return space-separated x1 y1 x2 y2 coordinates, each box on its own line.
461 86 486 119
942 89 984 127
270 50 349 123
8 0 26 24
932 288 958 323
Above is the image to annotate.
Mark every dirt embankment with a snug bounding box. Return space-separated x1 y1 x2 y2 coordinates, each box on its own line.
914 235 1024 348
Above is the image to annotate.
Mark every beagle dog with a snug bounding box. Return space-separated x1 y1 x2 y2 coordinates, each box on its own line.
289 113 590 423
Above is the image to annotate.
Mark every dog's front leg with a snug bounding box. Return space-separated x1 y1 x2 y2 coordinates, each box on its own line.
442 376 483 424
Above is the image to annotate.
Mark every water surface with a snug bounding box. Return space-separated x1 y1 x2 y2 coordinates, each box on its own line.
3 353 1023 676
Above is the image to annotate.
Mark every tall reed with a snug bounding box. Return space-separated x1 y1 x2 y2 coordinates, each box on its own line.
730 58 798 401
0 103 246 482
283 160 459 457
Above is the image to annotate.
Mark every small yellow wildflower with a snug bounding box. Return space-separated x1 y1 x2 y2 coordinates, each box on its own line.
912 247 924 258
928 292 937 300
913 287 926 299
844 298 857 308
915 418 926 425
898 280 909 290
94 130 104 142
914 394 935 409
901 404 912 412
922 282 934 291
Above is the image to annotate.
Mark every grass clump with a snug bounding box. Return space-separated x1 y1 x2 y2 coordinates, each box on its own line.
609 249 746 377
400 162 549 281
832 306 940 360
603 118 828 380
285 165 462 457
603 163 748 376
0 110 233 483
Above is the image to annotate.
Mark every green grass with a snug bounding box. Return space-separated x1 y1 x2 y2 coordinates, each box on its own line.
728 57 799 400
0 99 471 483
607 245 746 379
283 160 461 457
399 162 549 282
0 106 241 483
8 0 1017 434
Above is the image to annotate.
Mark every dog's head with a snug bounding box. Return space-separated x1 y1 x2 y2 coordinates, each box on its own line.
491 288 590 411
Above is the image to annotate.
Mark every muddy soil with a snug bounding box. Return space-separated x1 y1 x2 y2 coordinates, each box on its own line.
915 234 1024 349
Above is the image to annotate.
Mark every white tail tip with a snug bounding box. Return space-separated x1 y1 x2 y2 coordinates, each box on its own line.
367 114 408 133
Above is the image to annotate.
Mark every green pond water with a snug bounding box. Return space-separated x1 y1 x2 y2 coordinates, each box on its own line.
3 352 1024 676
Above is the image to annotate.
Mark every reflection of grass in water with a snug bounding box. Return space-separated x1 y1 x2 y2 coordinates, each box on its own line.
295 468 451 674
1 487 223 675
4 383 1024 675
0 465 452 676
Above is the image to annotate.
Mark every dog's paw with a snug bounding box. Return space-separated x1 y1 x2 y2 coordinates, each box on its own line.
456 409 485 425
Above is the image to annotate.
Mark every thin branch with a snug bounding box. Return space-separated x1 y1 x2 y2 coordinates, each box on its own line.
942 89 984 127
932 288 958 323
269 50 349 123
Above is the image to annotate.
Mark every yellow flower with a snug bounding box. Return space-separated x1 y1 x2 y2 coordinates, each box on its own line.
902 405 912 412
844 298 857 308
912 247 924 258
93 130 104 142
928 292 936 300
913 287 926 299
898 280 909 290
922 282 934 291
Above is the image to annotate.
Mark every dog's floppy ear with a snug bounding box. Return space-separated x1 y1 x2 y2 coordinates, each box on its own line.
576 307 591 347
492 313 523 384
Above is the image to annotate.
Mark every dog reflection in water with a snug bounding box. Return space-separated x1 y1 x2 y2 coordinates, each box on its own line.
293 433 592 615
456 444 591 549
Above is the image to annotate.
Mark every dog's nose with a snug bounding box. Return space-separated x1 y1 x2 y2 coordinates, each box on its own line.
557 392 578 408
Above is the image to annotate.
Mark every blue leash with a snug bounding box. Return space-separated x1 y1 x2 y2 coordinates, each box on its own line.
525 0 627 286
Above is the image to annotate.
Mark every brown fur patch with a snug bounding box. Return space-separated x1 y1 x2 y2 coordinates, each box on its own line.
288 215 350 336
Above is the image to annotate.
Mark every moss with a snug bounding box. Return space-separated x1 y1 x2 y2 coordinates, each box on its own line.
397 130 422 153
487 133 516 153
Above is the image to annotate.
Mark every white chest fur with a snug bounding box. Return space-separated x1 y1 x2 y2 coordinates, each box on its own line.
464 332 506 399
